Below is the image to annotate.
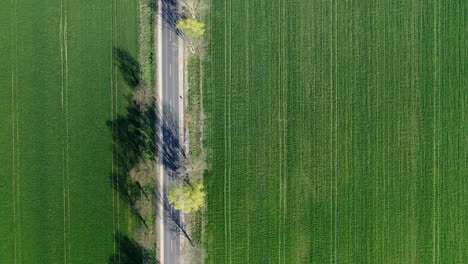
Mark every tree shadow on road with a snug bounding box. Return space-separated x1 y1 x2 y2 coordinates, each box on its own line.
155 189 194 246
108 46 187 224
157 106 185 172
153 0 183 35
108 48 192 262
107 97 186 186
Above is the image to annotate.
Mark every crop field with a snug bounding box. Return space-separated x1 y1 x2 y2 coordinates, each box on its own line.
0 0 139 263
203 0 466 263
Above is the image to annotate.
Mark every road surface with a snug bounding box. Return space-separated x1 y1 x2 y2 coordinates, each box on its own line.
157 0 184 263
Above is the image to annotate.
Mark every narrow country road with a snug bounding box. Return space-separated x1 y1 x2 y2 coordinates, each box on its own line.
157 0 184 263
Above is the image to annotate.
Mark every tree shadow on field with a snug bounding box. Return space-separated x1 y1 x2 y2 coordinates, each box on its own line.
108 232 157 264
107 97 186 191
114 48 141 88
107 48 191 261
108 47 186 222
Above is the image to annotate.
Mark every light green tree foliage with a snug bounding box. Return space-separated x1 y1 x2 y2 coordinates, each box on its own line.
176 18 205 36
168 182 206 214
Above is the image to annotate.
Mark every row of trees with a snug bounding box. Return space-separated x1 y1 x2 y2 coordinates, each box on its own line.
166 2 209 260
107 1 210 261
167 0 208 216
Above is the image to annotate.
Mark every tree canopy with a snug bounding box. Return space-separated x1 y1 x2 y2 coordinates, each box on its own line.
176 18 205 36
168 182 206 214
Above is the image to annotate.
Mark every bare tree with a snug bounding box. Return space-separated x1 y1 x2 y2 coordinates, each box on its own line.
130 160 157 188
178 0 208 54
179 0 209 19
183 34 206 55
133 84 156 110
176 152 207 183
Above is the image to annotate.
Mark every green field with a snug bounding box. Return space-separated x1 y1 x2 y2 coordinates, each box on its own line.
203 0 466 263
0 0 139 263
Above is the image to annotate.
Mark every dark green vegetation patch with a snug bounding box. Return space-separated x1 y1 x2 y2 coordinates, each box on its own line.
0 0 140 263
203 0 466 263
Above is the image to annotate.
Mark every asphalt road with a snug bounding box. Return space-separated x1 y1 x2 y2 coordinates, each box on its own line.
160 2 183 263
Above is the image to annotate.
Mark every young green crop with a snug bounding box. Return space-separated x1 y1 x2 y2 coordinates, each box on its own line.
203 0 466 263
0 1 139 263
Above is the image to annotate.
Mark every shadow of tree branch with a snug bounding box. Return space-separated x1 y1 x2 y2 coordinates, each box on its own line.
155 189 194 247
108 48 192 264
109 232 157 264
114 48 141 88
153 0 183 35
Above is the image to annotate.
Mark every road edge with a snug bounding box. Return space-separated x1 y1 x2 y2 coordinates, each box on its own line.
156 0 164 263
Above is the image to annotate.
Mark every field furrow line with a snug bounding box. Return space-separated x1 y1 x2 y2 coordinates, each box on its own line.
282 0 287 261
432 0 440 262
115 70 120 261
436 2 442 262
60 1 68 262
277 0 283 262
437 1 442 262
110 0 116 259
245 1 252 263
10 0 17 261
334 0 338 263
280 0 288 261
383 1 389 257
228 0 232 263
329 0 335 263
116 73 120 264
437 0 440 263
64 4 71 261
15 70 21 263
228 0 233 261
14 0 21 260
15 85 21 264
114 1 121 263
114 1 121 264
223 0 229 262
245 1 252 261
11 70 17 264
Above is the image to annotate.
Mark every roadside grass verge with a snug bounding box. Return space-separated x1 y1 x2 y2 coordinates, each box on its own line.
108 0 158 261
139 0 155 88
186 55 207 263
187 56 204 158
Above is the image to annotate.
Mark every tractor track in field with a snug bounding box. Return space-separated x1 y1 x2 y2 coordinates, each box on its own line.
11 0 21 262
60 0 71 262
110 0 123 261
110 0 116 261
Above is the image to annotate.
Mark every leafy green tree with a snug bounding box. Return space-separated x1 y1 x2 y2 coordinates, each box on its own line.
176 18 205 36
168 182 205 214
